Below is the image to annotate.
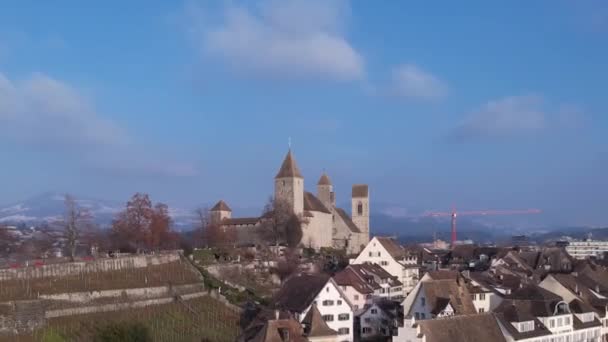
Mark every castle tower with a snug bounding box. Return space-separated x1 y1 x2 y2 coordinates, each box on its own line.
274 150 304 215
317 172 335 209
351 184 369 237
210 200 232 224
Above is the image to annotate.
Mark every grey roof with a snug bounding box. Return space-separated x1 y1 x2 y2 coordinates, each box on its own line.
418 313 507 342
275 150 303 179
351 184 368 198
273 274 330 313
420 279 477 316
303 192 331 214
317 172 332 186
211 200 232 212
333 207 361 233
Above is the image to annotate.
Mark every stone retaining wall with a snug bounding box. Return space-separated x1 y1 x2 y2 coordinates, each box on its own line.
0 252 181 281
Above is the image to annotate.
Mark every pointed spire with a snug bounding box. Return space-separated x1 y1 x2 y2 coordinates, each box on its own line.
211 200 232 212
317 172 332 186
275 150 303 179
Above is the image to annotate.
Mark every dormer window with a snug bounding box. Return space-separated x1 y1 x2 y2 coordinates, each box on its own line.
579 312 594 323
514 321 535 332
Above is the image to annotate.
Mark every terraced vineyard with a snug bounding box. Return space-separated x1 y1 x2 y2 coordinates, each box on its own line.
0 261 200 301
4 296 241 342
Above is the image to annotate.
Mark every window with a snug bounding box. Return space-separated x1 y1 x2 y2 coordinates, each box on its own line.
479 293 486 300
421 298 426 306
369 252 373 257
380 288 386 294
377 252 381 257
341 286 347 291
278 328 289 341
322 300 334 306
338 328 350 335
381 261 388 266
354 295 359 300
326 287 330 292
357 202 363 215
354 305 359 310
362 327 372 334
322 314 334 322
364 318 371 323
564 316 570 325
420 313 426 319
371 309 378 314
517 321 534 333
337 300 343 305
414 312 420 320
478 308 485 313
557 317 563 326
550 319 555 328
471 294 476 300
338 313 350 321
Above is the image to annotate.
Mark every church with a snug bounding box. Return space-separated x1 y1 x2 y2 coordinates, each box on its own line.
209 150 370 254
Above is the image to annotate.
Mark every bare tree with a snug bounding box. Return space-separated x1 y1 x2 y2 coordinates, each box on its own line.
258 197 303 249
0 225 18 257
194 207 211 248
60 194 93 261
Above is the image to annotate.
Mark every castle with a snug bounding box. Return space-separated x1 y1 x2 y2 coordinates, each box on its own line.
210 150 370 254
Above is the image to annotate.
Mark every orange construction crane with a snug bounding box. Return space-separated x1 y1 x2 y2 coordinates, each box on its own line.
423 208 542 246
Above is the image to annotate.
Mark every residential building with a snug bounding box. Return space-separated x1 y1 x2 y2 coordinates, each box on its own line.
333 263 403 311
273 274 355 342
396 274 477 342
358 299 401 341
412 313 507 342
493 285 603 342
351 237 422 296
566 240 608 260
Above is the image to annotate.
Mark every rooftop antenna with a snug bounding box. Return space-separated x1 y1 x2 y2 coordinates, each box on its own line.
288 136 292 149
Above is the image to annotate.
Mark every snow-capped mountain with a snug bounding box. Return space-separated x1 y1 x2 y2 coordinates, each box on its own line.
0 192 198 229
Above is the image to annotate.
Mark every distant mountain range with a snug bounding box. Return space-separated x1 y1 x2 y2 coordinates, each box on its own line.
0 192 198 229
0 193 602 241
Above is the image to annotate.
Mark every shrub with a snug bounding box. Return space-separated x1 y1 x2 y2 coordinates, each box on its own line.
94 322 152 342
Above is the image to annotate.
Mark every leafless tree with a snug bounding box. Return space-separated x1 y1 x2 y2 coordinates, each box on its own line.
60 194 94 261
258 197 303 249
194 207 211 248
0 224 18 257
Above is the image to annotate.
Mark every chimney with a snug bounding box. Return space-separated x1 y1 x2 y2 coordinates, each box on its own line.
275 310 280 320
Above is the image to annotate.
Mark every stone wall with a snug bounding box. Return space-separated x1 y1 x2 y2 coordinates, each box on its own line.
0 252 181 280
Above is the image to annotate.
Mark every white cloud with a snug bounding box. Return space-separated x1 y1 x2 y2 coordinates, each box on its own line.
390 64 448 100
449 95 582 141
0 71 197 177
0 72 128 148
189 0 364 81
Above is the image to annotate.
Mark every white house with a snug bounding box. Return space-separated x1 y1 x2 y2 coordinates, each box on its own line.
358 299 401 341
493 285 603 342
274 274 355 342
351 236 421 296
539 273 608 340
333 263 404 311
396 273 478 342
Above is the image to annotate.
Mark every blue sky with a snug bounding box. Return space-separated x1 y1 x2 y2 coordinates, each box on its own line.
0 1 606 226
